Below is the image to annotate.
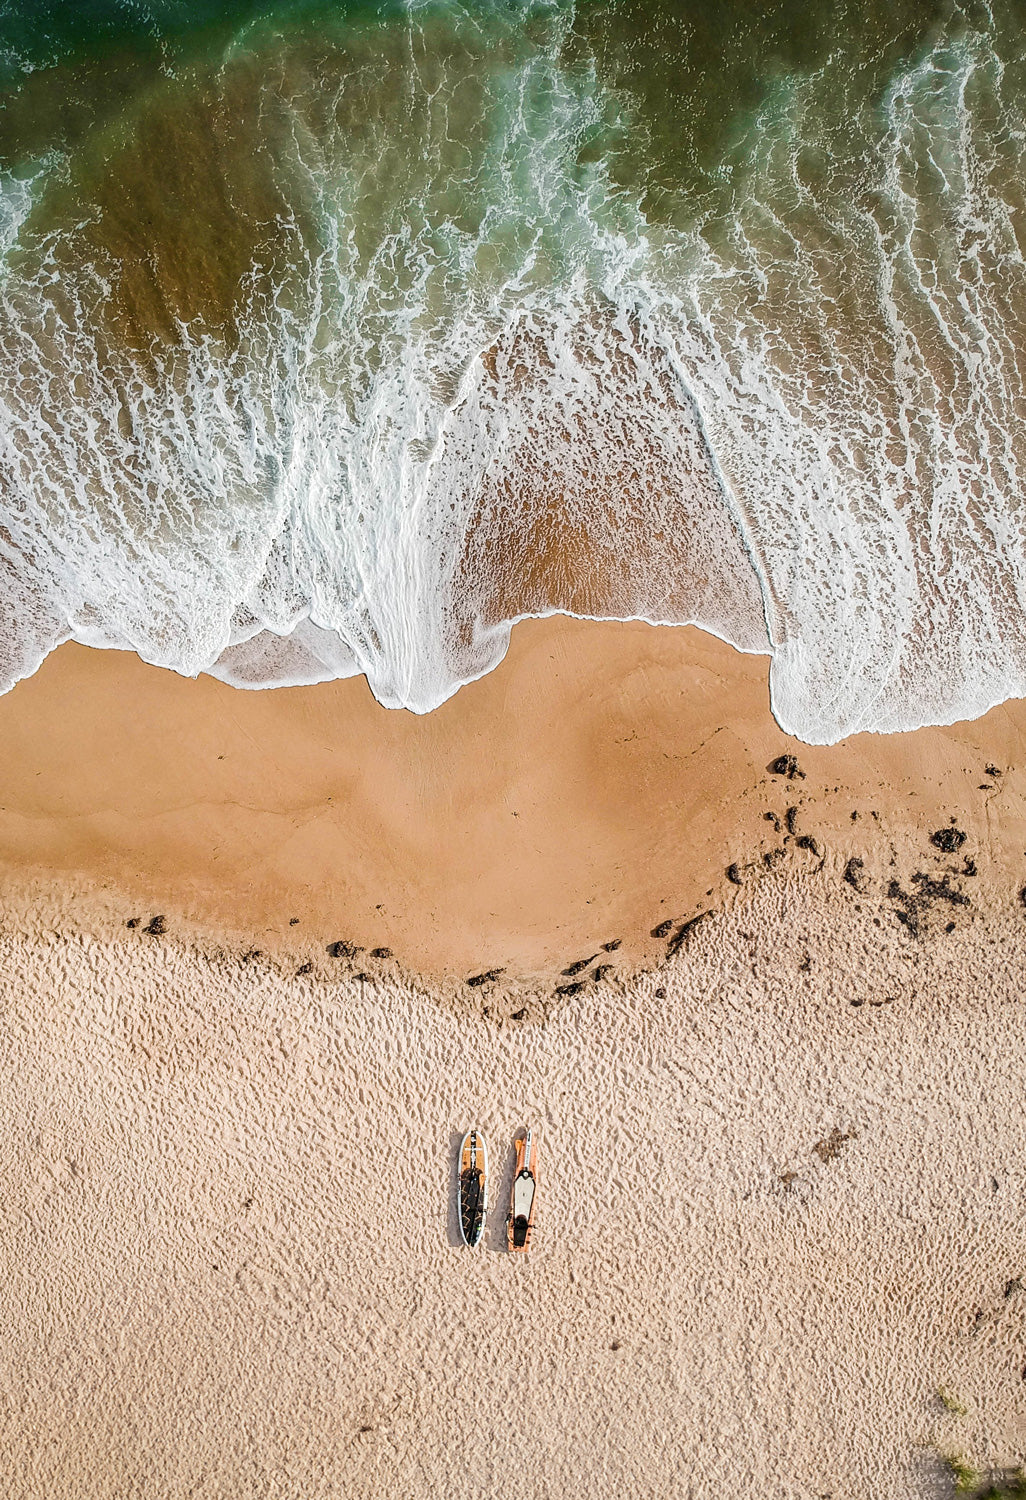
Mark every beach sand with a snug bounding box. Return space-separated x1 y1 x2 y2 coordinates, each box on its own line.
0 618 1024 983
0 621 1025 1496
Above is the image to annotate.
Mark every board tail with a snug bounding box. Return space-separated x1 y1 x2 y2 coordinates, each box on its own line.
507 1127 538 1253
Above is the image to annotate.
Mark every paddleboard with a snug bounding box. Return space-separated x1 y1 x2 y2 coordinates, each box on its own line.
507 1127 538 1253
458 1129 488 1248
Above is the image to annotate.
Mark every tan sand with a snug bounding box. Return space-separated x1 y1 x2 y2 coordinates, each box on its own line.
0 618 1023 983
0 870 1024 1498
0 622 1025 1497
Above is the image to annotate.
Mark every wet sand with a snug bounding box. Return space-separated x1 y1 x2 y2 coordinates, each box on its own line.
0 620 1025 1497
0 618 1024 984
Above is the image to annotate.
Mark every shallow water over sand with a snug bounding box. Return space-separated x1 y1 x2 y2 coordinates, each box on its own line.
3 1 1026 739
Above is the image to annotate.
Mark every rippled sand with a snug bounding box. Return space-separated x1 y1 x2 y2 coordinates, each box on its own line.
0 868 1024 1498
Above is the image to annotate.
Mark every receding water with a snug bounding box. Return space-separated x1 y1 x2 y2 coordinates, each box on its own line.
2 0 1026 740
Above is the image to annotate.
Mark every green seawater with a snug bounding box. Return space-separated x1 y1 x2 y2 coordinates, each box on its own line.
0 1 993 201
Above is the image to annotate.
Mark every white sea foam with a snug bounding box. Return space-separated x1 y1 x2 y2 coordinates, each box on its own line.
676 32 1026 738
0 167 39 262
1 12 1025 741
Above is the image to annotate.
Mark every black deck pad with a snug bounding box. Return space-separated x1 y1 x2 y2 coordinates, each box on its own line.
461 1168 484 1243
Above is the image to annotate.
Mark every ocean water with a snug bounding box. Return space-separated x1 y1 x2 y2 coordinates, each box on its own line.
2 0 1026 741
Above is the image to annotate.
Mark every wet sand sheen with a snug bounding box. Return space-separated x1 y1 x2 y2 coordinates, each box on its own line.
0 616 1024 980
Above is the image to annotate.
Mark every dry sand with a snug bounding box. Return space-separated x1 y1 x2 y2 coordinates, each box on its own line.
0 620 1025 1497
1 874 1025 1498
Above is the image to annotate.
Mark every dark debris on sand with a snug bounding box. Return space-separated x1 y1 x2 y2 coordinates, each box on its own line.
326 940 362 960
651 919 675 939
794 833 822 858
665 912 708 959
562 954 598 977
887 872 970 938
467 967 504 988
370 947 393 959
843 856 866 892
726 862 743 886
144 915 167 936
555 980 585 996
601 939 622 952
768 754 805 780
813 1127 856 1163
930 826 967 854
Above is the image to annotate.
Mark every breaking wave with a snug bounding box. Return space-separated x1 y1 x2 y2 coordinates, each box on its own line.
2 0 1026 741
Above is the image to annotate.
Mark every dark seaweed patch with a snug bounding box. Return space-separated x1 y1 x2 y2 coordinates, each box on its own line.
930 827 966 853
327 940 362 959
467 967 504 987
665 912 708 958
887 872 970 937
768 755 804 779
562 954 598 977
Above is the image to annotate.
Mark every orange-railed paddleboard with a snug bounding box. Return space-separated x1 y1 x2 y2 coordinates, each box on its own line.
507 1127 538 1253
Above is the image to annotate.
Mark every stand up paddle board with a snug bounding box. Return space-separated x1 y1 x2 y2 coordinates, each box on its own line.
507 1127 538 1253
458 1129 488 1248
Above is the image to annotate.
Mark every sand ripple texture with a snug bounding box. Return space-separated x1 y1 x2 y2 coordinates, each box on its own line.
0 873 1024 1498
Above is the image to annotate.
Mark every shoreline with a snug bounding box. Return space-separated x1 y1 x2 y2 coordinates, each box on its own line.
0 616 1023 982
